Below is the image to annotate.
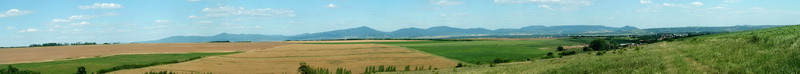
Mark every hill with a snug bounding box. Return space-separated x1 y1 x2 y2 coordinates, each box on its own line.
139 25 783 43
400 25 799 73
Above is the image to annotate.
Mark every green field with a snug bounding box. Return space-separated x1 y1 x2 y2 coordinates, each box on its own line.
310 39 593 64
0 52 240 73
395 25 800 73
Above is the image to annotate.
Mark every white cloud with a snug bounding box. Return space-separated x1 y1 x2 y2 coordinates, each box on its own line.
537 5 552 9
187 0 201 2
17 28 38 32
640 0 652 4
79 3 123 9
191 6 295 19
196 20 213 24
493 0 592 11
50 19 72 23
101 12 119 16
69 21 90 26
723 0 742 3
439 13 468 17
432 0 464 6
5 26 14 30
68 15 96 20
0 9 33 18
691 2 704 6
155 20 171 24
751 7 764 10
325 4 339 8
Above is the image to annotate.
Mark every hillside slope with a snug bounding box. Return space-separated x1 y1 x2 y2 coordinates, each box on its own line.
394 25 799 74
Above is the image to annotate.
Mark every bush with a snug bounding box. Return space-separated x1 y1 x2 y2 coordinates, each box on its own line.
556 46 565 51
455 63 464 68
542 52 556 59
559 51 577 56
596 51 606 55
582 47 591 51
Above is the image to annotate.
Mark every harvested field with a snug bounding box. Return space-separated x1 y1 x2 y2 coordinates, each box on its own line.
112 44 458 74
285 40 424 43
0 42 289 64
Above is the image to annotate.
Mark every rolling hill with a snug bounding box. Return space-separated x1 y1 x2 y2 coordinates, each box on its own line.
402 25 799 73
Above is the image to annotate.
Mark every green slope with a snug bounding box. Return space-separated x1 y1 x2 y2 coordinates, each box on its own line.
397 25 800 74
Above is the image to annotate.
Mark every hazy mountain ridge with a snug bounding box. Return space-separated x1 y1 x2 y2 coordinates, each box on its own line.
140 25 784 43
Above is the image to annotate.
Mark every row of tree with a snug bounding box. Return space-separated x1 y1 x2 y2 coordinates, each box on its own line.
1 65 41 74
298 62 353 74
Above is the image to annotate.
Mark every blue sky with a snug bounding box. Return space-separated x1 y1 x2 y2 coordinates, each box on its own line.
1 0 799 46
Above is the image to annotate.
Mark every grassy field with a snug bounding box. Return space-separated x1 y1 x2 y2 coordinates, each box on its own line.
393 25 800 73
310 39 593 64
0 52 240 73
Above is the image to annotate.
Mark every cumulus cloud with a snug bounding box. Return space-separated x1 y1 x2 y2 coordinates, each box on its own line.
190 6 295 19
538 5 552 9
0 9 32 18
50 19 72 23
432 0 464 6
68 15 96 20
69 21 90 26
639 0 653 4
325 4 339 8
155 20 171 24
493 0 592 11
79 3 123 9
196 20 213 24
17 28 38 32
691 2 704 6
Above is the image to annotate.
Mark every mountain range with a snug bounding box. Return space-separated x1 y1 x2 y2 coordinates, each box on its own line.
138 25 784 43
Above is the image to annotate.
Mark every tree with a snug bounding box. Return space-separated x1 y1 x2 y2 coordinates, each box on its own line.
404 65 410 71
6 65 18 73
589 39 615 51
76 66 86 74
556 46 565 51
298 62 314 74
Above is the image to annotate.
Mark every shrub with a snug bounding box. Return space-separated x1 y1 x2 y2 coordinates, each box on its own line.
582 47 591 51
556 46 565 51
455 63 464 68
596 51 606 55
493 58 510 63
76 66 86 74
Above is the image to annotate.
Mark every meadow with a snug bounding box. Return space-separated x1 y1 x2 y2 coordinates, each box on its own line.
0 52 240 73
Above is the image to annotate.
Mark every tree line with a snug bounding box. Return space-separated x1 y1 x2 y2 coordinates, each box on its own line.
298 62 353 74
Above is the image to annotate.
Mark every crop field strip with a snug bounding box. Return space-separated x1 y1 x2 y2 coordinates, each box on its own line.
112 44 458 74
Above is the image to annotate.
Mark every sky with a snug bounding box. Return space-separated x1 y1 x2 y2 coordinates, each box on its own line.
1 0 799 46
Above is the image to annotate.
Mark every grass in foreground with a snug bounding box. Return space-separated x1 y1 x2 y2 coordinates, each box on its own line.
0 52 240 73
393 25 800 73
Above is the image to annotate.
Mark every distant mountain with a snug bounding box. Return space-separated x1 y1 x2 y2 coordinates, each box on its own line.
390 26 492 37
138 33 288 43
139 25 785 43
287 26 387 40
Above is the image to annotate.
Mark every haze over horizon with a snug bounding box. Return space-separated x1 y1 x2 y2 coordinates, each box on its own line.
1 0 799 46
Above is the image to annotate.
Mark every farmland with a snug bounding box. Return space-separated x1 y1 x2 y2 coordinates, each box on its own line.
0 42 289 64
112 44 458 74
308 39 594 64
0 52 239 73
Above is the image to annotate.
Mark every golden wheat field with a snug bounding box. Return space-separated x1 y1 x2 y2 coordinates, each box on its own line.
111 44 458 74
